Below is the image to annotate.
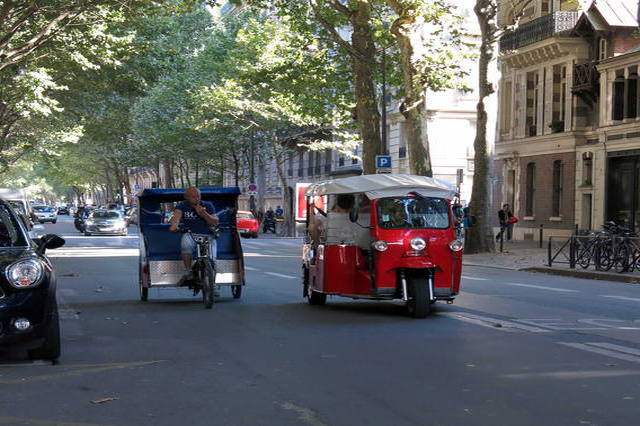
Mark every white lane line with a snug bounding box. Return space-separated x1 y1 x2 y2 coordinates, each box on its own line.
244 266 260 271
264 272 297 280
505 282 579 293
602 295 640 303
439 312 550 333
461 276 488 281
586 342 640 357
558 342 640 364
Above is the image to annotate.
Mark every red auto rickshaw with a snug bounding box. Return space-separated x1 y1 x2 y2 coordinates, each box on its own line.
302 174 463 318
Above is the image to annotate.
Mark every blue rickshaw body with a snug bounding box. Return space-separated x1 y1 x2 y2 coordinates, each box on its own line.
137 187 245 293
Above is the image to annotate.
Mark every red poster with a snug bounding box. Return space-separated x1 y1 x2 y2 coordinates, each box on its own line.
295 183 326 222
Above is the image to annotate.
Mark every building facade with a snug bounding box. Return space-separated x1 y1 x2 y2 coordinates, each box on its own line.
494 0 640 239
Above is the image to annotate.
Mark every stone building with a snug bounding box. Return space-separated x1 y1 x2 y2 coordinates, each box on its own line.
494 0 640 239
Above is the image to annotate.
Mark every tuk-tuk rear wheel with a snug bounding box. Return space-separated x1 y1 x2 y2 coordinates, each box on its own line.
406 273 432 318
140 285 148 302
307 284 326 305
231 285 242 299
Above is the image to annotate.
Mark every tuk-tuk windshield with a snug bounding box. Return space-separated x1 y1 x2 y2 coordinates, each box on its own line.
377 197 450 229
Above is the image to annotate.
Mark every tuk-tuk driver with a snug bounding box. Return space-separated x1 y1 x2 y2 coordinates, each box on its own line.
169 187 219 280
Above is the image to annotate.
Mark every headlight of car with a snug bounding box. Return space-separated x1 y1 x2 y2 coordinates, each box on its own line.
86 220 95 225
449 240 464 252
5 259 44 288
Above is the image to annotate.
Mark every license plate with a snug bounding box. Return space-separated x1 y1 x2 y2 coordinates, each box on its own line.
239 229 249 233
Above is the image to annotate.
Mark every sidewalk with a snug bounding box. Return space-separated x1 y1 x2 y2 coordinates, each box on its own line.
463 240 640 284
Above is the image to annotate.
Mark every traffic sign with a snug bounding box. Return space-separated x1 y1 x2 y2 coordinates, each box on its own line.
134 184 141 191
247 183 258 195
376 155 392 173
376 155 392 168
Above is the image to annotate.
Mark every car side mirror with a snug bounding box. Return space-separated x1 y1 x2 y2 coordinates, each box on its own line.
349 197 361 223
39 234 65 251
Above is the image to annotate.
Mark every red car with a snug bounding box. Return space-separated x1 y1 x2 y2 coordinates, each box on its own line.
236 210 259 238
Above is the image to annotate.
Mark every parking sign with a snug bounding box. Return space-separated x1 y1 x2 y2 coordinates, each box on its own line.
376 155 392 173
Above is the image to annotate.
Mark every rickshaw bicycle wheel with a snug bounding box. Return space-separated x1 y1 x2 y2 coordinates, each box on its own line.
406 272 432 318
231 284 242 299
202 260 216 309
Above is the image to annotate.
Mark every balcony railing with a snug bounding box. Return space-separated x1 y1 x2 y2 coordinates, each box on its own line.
572 61 600 104
499 11 580 53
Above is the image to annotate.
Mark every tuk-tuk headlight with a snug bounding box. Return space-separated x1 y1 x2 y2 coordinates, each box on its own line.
372 240 388 252
410 237 426 251
5 259 44 288
449 240 464 252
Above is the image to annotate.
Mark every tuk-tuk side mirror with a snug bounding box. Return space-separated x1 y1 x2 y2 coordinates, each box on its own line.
38 234 65 251
349 196 361 223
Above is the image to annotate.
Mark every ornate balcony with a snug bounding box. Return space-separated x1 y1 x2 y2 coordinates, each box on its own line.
499 11 580 53
572 61 600 105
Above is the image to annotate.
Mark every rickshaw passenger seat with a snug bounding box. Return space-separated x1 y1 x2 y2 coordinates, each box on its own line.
141 224 183 261
352 213 371 250
325 212 356 245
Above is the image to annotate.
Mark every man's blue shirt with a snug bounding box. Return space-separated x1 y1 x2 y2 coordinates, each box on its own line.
175 201 215 234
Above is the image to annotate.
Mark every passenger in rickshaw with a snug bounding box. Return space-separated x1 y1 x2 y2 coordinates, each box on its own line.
169 187 219 281
308 194 355 245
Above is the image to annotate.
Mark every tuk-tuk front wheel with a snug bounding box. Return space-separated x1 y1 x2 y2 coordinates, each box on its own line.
406 272 432 318
231 284 242 299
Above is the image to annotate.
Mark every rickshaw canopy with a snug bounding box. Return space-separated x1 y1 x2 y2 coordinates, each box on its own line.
305 174 456 200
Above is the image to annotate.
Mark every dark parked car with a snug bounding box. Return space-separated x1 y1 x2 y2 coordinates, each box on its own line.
0 199 65 361
57 206 69 215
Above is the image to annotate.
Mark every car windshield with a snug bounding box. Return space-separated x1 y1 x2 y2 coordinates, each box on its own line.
90 211 121 219
377 197 450 229
0 204 27 247
34 206 55 212
237 213 254 219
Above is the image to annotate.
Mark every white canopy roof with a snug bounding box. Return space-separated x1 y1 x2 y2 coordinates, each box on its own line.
305 174 457 200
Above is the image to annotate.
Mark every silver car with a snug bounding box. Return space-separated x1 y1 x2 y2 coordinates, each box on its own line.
84 210 128 236
32 205 58 224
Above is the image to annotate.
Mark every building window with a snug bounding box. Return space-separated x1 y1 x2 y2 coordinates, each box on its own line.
552 160 563 217
582 152 593 185
612 70 625 121
626 66 638 119
338 156 345 167
551 65 567 132
324 150 332 173
526 71 539 136
501 80 513 135
598 38 608 61
399 122 407 158
506 169 516 210
541 0 550 14
525 162 536 216
297 152 303 177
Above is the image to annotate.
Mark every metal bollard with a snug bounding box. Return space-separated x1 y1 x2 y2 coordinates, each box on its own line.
539 224 544 249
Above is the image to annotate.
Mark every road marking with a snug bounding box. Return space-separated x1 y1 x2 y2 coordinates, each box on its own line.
0 360 166 385
279 402 327 426
461 275 488 281
264 272 297 279
602 295 640 303
586 342 640 357
244 266 260 271
439 312 550 333
0 417 113 426
558 342 640 364
503 369 640 380
244 252 299 258
505 282 579 293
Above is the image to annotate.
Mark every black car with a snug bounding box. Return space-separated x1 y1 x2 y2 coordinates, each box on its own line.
57 206 69 215
0 199 65 361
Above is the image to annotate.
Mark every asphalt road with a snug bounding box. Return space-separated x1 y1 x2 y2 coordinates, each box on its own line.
2 216 640 425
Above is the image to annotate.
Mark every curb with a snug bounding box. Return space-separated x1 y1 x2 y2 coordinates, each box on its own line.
462 262 519 271
520 266 640 284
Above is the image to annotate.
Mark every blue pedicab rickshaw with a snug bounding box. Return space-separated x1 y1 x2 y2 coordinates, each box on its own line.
137 187 245 304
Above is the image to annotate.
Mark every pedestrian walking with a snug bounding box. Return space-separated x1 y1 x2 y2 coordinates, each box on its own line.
496 203 516 242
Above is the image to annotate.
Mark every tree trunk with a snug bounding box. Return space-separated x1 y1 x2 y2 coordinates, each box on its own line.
351 2 382 174
232 151 240 187
389 5 433 177
466 0 496 254
272 139 293 237
184 159 192 187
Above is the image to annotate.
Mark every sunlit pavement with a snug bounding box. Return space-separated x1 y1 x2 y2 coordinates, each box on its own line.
2 215 640 425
